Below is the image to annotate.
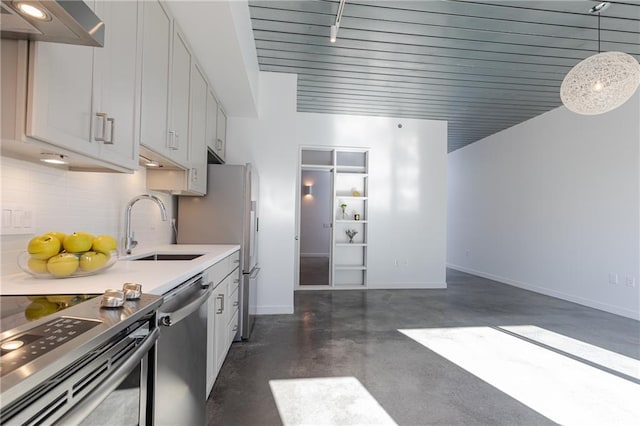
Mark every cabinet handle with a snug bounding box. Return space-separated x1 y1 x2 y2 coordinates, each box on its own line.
191 168 197 182
233 324 238 332
174 132 180 150
233 259 240 264
234 278 239 283
216 138 222 150
216 294 224 314
95 112 107 142
233 300 239 307
104 117 115 145
167 130 175 149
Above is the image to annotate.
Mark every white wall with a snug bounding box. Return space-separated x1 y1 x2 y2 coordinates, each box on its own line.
227 72 448 314
300 170 331 256
167 0 259 117
447 92 640 320
0 156 175 276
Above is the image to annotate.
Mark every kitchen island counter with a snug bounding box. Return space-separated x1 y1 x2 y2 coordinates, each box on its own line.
0 244 240 296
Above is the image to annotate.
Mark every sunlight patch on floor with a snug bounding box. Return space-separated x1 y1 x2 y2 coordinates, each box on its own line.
269 377 397 426
399 327 640 426
500 325 640 380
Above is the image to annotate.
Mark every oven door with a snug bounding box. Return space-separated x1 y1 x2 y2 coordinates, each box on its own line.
60 327 159 426
2 326 159 426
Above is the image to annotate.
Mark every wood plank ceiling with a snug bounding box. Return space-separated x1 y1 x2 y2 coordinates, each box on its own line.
248 0 640 152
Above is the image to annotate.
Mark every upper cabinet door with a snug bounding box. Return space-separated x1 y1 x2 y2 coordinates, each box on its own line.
25 0 139 172
27 23 96 156
188 63 208 195
140 0 172 157
93 0 141 170
168 27 191 167
205 89 218 154
215 105 227 162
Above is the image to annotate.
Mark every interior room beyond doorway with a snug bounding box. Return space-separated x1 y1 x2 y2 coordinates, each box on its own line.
299 169 331 286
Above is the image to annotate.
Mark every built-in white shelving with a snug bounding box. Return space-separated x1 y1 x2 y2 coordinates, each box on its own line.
300 148 369 288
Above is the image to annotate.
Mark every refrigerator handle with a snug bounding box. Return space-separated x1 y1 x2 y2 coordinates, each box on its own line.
256 217 259 233
250 267 261 279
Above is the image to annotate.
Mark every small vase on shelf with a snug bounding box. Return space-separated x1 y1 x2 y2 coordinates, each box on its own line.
345 229 358 243
340 203 347 219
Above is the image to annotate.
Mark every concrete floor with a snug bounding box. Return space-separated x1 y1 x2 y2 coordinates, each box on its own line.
206 269 640 425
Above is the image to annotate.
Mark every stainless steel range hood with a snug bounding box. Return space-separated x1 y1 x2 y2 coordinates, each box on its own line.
0 0 104 47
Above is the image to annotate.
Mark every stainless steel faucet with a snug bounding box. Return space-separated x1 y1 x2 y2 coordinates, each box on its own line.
124 194 168 255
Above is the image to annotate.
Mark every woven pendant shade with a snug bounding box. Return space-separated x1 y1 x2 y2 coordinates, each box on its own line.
560 51 640 115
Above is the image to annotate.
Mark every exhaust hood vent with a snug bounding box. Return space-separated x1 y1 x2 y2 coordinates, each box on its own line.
0 0 104 47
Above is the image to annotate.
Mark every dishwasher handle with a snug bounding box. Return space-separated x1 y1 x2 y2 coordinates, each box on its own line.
159 282 213 327
55 327 160 425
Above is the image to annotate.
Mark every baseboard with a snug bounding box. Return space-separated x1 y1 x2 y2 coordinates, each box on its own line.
447 263 640 321
367 281 447 290
300 253 330 258
256 305 294 315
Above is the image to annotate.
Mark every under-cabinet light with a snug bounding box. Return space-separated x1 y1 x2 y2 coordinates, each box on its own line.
16 3 50 20
40 153 68 165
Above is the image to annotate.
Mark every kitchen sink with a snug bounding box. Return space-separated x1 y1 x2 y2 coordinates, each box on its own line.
132 253 204 261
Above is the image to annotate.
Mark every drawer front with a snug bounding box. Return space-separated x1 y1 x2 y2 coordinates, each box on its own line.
227 284 239 324
227 310 239 347
228 271 240 295
228 250 240 274
206 259 227 287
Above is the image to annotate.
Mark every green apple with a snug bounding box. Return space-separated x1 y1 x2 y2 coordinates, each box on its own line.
27 235 61 260
79 251 109 272
27 257 49 274
63 232 94 253
45 295 77 304
92 235 117 254
47 253 79 277
44 231 66 249
25 299 60 321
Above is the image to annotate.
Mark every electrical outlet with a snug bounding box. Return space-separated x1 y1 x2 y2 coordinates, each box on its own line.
608 273 618 285
625 276 636 288
0 203 35 235
394 259 399 267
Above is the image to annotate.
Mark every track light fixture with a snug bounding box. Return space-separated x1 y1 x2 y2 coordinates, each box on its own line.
329 0 346 43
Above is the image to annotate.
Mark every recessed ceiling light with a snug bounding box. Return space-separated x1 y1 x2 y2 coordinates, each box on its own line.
40 153 68 165
16 3 50 21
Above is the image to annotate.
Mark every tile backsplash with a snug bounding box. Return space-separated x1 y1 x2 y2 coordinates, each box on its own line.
0 156 175 276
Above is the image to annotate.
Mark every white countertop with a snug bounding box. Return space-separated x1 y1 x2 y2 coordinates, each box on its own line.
0 244 240 296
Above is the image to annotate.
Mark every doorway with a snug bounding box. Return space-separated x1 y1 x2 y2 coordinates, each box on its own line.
299 169 332 286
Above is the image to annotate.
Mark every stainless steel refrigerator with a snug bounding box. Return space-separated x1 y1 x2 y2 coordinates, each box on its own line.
177 163 259 340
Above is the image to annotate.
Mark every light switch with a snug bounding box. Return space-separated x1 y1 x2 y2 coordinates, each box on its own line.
2 209 12 227
0 204 35 235
12 210 23 227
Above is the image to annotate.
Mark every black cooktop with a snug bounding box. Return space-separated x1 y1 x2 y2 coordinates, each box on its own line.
0 295 97 334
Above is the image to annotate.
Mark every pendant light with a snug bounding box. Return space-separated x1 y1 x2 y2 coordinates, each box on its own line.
560 2 640 115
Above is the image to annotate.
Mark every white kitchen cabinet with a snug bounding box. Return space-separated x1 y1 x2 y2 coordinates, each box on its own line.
92 0 140 170
206 89 219 156
139 0 187 167
25 0 140 172
205 251 240 397
215 104 227 162
184 63 207 195
168 26 191 166
213 274 231 372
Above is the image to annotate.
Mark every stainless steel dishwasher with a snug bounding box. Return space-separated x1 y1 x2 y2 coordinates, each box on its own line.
155 273 213 425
